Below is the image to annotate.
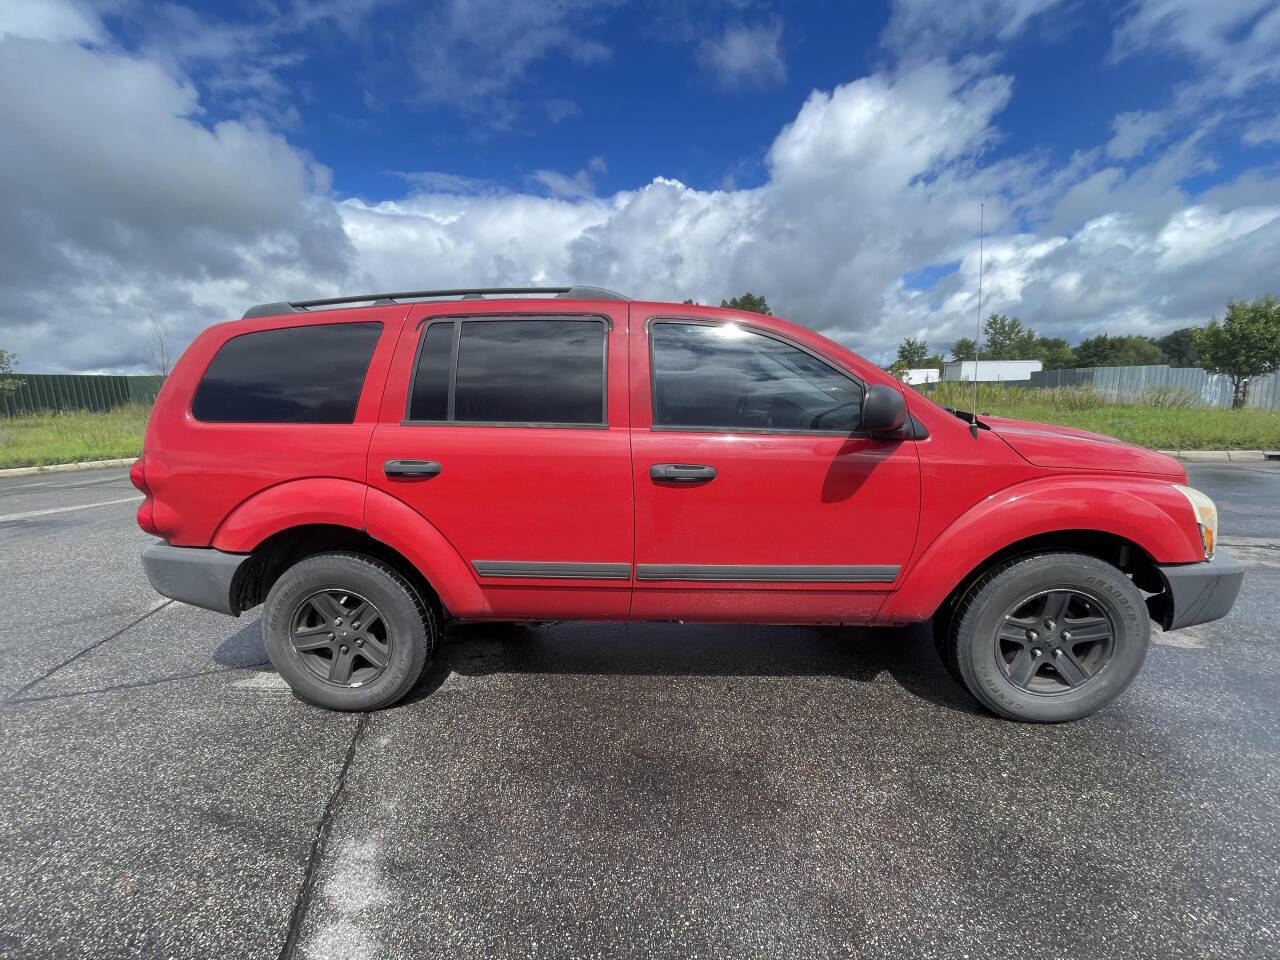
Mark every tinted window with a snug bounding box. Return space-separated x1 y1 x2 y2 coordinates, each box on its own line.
193 322 381 423
651 322 863 432
408 321 454 421
448 319 605 424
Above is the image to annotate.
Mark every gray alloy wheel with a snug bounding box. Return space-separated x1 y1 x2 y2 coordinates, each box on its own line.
948 552 1150 722
263 552 435 711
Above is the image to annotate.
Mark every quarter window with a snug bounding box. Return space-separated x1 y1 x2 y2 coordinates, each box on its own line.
650 321 863 433
193 322 382 423
408 317 607 426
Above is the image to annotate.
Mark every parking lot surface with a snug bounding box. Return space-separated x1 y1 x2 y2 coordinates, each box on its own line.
0 462 1277 959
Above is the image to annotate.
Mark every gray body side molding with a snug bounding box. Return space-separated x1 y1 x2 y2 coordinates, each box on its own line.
472 561 631 580
635 564 900 583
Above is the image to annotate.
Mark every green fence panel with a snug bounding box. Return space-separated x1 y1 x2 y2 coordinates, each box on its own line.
0 373 167 417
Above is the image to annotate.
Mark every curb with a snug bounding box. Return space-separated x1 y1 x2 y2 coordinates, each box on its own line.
1157 450 1280 462
0 457 137 478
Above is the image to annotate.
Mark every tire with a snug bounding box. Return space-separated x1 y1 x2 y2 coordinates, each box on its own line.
263 552 436 711
948 552 1150 723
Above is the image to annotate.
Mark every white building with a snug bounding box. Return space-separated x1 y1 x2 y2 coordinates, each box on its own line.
943 360 1043 383
901 368 941 385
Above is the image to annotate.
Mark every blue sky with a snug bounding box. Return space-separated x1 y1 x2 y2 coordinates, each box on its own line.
1 0 1278 371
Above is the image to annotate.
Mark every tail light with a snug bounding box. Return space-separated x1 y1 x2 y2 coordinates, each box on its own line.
136 499 158 536
131 457 159 535
129 457 149 494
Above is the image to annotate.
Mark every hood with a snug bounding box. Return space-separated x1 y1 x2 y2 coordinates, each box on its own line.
981 415 1186 479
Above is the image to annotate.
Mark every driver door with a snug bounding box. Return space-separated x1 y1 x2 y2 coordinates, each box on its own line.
629 315 921 623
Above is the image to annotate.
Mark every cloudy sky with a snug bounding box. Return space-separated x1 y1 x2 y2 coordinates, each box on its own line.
1 0 1278 373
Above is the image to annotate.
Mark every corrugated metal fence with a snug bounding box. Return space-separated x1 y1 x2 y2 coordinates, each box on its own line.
0 374 165 417
1029 365 1280 410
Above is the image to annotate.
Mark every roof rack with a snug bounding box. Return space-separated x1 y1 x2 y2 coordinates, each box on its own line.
242 285 629 319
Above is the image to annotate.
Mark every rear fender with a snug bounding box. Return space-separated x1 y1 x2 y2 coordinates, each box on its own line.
881 475 1205 622
212 478 367 551
210 478 488 617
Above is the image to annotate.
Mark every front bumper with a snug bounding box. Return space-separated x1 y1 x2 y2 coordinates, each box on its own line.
142 542 250 616
1155 551 1245 630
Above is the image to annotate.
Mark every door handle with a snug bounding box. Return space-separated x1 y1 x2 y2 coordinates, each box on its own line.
384 459 443 478
650 463 716 482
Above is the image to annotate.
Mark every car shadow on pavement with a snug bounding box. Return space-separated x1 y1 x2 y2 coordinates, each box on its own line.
403 619 983 717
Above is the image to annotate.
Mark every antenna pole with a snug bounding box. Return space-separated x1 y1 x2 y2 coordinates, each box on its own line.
970 202 984 438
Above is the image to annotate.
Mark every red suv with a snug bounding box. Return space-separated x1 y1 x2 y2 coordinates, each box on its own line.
134 286 1242 721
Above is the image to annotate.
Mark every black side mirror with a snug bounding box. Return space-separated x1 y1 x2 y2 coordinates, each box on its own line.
861 384 907 436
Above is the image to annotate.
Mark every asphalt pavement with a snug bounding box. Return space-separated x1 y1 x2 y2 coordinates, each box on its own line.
0 463 1277 959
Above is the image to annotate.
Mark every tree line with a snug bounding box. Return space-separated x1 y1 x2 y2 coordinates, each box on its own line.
892 295 1280 408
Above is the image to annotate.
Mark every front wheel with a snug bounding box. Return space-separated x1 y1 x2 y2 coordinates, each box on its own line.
947 553 1150 722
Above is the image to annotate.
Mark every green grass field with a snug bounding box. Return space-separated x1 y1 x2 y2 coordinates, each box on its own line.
0 404 151 469
921 382 1280 451
1 387 1278 470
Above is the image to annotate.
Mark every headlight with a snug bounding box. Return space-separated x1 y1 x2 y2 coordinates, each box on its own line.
1173 484 1217 559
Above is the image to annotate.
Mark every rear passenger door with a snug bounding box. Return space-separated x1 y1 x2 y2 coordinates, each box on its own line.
367 302 633 620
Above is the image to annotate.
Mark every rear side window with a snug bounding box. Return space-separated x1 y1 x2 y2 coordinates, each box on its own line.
408 317 606 426
650 321 863 433
193 322 382 423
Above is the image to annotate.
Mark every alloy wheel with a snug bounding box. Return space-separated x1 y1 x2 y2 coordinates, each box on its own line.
995 589 1115 695
289 589 392 687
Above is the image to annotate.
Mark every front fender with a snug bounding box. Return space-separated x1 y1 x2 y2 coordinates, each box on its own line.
880 475 1205 622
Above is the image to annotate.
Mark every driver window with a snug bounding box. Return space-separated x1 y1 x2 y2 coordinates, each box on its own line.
650 321 864 433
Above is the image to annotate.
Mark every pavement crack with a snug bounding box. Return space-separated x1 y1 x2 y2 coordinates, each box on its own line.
3 600 172 704
279 713 370 960
3 662 271 708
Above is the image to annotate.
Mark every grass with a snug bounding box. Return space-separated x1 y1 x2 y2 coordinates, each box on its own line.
1 386 1278 469
0 404 151 469
920 382 1280 451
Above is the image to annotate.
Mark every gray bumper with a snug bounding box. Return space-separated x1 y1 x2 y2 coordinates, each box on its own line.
142 542 249 616
1156 551 1245 631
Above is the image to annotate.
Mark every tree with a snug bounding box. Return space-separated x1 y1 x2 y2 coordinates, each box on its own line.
148 311 171 378
0 349 18 399
982 313 1039 360
1037 337 1076 370
1075 334 1166 367
922 353 946 370
720 292 771 315
1157 327 1199 366
951 337 976 362
896 336 929 368
1195 295 1280 408
681 298 698 305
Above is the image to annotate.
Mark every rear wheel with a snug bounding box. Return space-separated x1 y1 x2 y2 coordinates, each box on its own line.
263 552 436 711
948 552 1149 722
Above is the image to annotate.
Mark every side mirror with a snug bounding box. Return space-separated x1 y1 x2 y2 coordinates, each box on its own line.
861 384 907 436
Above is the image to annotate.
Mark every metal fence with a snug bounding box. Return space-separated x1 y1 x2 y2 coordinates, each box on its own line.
0 374 165 417
1028 365 1280 411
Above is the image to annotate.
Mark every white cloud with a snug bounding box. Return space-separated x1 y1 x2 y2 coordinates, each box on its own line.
0 32 350 372
0 0 102 44
405 0 615 119
1107 110 1170 159
698 19 786 90
1113 0 1280 97
3 19 1280 374
881 0 1066 58
1243 114 1280 146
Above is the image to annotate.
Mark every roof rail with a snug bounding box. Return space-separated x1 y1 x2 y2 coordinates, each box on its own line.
241 285 629 319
